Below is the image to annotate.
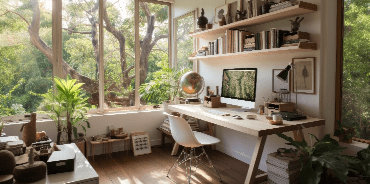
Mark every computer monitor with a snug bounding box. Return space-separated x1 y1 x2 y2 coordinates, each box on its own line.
221 68 257 102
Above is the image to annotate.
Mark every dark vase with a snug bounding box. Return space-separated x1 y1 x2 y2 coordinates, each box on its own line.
197 8 208 29
262 4 271 14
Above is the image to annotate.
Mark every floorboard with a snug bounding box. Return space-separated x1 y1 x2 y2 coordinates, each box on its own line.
88 145 265 184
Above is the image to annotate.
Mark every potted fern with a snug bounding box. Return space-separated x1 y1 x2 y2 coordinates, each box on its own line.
334 120 355 143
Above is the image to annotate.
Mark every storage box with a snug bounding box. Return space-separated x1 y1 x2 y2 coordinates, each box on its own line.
47 147 75 175
204 96 226 108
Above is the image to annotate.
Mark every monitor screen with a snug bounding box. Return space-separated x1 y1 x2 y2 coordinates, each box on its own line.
221 68 257 102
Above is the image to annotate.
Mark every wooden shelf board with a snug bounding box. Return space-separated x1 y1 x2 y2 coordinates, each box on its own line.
188 43 317 61
189 1 317 39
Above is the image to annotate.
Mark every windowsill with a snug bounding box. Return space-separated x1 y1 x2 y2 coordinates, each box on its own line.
332 136 368 150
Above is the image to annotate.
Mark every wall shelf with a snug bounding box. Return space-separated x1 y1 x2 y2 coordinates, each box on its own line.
188 42 317 61
189 1 317 39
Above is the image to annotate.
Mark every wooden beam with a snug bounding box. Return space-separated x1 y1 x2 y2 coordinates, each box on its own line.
335 0 344 130
99 0 105 112
135 0 140 108
52 0 63 80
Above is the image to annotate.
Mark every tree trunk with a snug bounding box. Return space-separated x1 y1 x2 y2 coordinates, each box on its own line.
67 111 72 143
57 117 61 145
29 0 99 94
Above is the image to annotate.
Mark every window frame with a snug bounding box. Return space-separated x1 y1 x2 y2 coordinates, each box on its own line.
335 0 344 130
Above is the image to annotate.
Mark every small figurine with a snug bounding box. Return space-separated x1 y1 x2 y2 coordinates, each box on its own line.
28 147 34 165
236 10 248 20
219 15 226 26
290 17 304 33
208 89 215 96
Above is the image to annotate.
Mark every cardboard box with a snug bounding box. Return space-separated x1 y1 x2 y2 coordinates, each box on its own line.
47 147 75 175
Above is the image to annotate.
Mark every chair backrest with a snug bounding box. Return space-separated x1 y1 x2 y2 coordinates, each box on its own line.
164 112 202 148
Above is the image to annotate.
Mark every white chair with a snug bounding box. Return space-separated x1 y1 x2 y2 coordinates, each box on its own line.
164 112 222 183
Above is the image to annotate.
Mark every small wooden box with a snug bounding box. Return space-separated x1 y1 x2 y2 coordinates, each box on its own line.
204 96 226 108
267 102 295 115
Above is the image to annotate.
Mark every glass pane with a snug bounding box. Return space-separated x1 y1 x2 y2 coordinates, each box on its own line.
62 0 99 110
104 0 136 109
342 1 370 139
176 14 194 71
0 0 53 116
138 1 170 106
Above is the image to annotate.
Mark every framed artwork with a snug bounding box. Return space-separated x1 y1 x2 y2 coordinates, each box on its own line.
214 4 229 23
272 69 291 93
131 132 151 156
292 57 315 94
229 1 238 23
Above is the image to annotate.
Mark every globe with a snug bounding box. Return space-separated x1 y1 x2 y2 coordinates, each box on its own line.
179 71 205 97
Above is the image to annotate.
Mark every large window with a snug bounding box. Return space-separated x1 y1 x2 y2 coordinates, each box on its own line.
0 0 173 116
174 10 196 71
0 0 53 116
337 0 370 140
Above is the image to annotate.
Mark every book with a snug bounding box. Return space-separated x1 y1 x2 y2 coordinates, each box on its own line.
214 39 218 55
270 28 276 48
276 30 290 48
283 39 310 45
284 31 310 41
208 42 213 55
239 31 253 52
225 32 228 54
265 31 270 49
261 31 265 50
233 30 239 53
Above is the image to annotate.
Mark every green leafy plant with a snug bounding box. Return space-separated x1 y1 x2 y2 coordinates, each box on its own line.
139 67 190 105
53 75 90 143
340 145 370 183
334 120 355 142
0 121 4 134
276 133 348 184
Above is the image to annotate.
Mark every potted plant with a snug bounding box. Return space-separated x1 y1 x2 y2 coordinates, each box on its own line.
276 133 348 184
334 120 355 143
340 145 370 183
0 121 4 135
42 90 65 145
43 75 90 144
54 75 90 143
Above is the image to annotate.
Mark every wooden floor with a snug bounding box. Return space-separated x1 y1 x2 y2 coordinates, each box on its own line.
88 145 265 184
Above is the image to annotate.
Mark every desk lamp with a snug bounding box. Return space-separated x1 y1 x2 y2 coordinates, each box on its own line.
277 63 299 114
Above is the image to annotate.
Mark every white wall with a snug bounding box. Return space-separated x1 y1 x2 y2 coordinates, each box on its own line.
3 110 167 156
174 0 324 172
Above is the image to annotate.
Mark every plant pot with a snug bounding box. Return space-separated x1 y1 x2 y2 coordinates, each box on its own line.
339 135 352 143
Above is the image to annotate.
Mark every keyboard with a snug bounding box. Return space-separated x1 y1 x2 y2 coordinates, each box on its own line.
208 110 230 116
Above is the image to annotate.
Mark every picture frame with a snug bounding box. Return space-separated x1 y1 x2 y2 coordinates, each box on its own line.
292 57 315 94
272 69 291 93
214 4 230 24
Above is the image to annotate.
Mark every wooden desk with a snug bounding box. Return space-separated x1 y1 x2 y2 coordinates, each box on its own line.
168 104 325 184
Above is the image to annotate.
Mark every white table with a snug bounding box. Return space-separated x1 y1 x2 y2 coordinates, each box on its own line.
15 143 99 184
168 104 325 184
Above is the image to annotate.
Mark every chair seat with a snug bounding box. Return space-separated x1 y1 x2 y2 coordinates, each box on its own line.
193 131 220 146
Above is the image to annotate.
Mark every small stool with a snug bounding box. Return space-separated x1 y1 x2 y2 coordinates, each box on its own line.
90 141 109 161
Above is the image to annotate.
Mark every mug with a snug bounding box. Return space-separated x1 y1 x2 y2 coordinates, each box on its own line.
273 114 282 121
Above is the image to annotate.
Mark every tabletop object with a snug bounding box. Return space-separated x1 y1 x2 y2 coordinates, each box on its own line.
15 143 99 184
13 161 47 183
0 175 13 184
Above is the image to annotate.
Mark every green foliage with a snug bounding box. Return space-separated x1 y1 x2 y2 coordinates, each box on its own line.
0 79 24 116
139 67 190 105
54 75 90 141
342 0 370 139
340 145 370 183
334 120 355 141
276 133 348 184
0 122 4 133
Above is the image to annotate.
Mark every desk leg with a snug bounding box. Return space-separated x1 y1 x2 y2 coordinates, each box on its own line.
171 142 180 156
161 132 165 148
207 122 216 150
293 129 305 142
244 136 267 184
92 144 95 161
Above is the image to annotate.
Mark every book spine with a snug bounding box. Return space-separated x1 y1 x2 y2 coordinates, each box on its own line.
211 42 214 55
276 30 280 48
209 42 212 55
261 31 265 50
215 39 218 55
265 31 270 49
225 32 228 54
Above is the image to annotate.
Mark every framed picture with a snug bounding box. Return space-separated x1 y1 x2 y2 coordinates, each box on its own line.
214 4 229 23
292 57 315 94
229 1 238 23
272 69 291 93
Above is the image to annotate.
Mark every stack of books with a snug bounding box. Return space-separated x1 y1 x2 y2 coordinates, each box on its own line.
254 29 290 50
266 152 301 184
197 46 209 56
270 1 296 13
282 31 310 47
208 29 254 55
7 140 24 156
0 136 20 151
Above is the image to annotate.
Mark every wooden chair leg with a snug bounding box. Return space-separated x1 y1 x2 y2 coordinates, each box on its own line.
207 122 216 150
171 142 180 156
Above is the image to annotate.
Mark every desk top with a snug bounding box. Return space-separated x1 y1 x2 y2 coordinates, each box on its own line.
168 104 325 137
15 143 99 184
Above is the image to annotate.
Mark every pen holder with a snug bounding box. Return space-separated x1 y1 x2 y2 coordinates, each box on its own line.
204 96 226 108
